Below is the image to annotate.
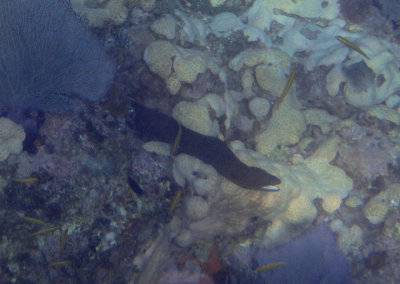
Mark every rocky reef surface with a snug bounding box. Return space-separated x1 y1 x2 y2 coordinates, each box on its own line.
1 0 400 283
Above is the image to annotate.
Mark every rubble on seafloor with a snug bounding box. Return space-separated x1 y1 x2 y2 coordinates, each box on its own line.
1 0 400 283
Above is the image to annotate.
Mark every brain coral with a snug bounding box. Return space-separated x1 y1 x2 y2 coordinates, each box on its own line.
0 0 114 118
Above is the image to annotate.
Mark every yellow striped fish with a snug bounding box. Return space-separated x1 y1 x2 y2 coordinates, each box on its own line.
29 226 59 237
169 190 182 214
48 260 72 268
170 124 182 156
253 261 285 272
13 177 38 183
336 35 370 60
22 216 46 225
276 70 296 106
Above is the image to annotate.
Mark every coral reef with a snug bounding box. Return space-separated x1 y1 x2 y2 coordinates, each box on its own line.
3 0 400 283
169 136 352 249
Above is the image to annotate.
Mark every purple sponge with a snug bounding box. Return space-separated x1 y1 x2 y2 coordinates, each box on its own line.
0 0 114 117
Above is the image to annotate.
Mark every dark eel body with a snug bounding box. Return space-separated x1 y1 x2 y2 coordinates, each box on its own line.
131 102 281 191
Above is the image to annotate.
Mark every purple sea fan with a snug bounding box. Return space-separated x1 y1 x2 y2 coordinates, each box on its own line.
254 224 353 284
0 0 114 119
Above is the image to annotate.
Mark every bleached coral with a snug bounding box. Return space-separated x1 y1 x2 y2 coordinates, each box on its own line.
150 14 177 40
240 0 400 109
0 117 25 161
327 36 400 108
276 14 400 109
304 108 339 134
144 41 223 95
366 105 400 125
184 196 210 221
255 82 306 155
229 48 290 97
209 0 227 8
243 0 340 32
235 136 353 247
363 184 400 225
70 0 128 27
172 101 219 137
248 98 271 119
330 220 363 254
172 154 221 199
171 136 352 249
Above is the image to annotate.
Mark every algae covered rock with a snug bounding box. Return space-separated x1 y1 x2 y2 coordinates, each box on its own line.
363 183 400 225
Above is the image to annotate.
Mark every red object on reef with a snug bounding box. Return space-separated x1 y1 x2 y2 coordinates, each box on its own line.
176 243 226 280
201 245 225 277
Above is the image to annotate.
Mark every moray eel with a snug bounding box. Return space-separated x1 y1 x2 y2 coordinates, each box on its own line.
131 103 281 191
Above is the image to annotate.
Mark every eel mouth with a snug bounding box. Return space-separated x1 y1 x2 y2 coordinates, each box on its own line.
262 185 281 191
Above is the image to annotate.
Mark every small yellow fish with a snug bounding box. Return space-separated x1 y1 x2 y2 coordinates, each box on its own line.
130 0 140 7
170 124 182 156
22 216 46 225
48 260 72 268
59 230 68 253
29 226 59 237
13 177 38 183
276 70 296 106
169 190 182 214
253 261 285 272
336 35 370 60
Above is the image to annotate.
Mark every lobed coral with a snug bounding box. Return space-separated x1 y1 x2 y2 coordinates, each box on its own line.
143 40 223 95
